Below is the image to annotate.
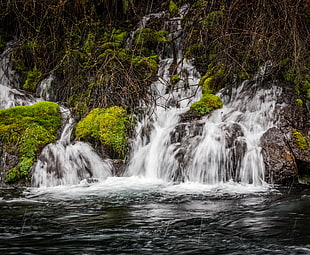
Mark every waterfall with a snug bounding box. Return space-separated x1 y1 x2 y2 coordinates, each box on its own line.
125 11 283 186
31 107 112 187
0 44 112 187
0 45 39 108
36 74 55 101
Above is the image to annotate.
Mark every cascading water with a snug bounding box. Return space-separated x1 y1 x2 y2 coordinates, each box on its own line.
125 11 283 186
0 44 112 187
0 11 285 188
31 107 112 187
0 45 39 108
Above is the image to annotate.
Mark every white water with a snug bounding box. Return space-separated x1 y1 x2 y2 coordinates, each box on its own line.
32 107 112 187
0 46 39 108
36 74 55 101
125 11 283 186
1 10 284 191
0 44 112 187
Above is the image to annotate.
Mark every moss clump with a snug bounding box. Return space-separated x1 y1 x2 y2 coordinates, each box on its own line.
190 64 225 115
75 106 130 159
0 101 61 183
170 75 181 85
295 99 303 108
133 28 169 56
169 0 179 17
199 64 227 93
292 128 308 150
23 66 42 92
190 94 223 114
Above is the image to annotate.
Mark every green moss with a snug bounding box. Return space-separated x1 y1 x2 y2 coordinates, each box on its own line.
0 35 4 52
83 32 95 55
5 167 22 183
23 66 42 92
190 64 226 115
292 128 308 150
199 64 227 93
299 174 310 184
131 55 158 75
134 28 169 56
301 75 310 100
295 99 303 108
0 101 61 183
75 106 130 159
169 0 179 17
170 75 181 85
190 94 223 114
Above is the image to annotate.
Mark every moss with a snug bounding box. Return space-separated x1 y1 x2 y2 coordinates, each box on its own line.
292 128 308 150
75 106 130 159
190 64 226 115
0 35 4 53
134 28 169 56
131 55 158 75
199 64 227 93
170 75 181 85
295 99 303 108
83 32 95 55
300 175 310 184
190 94 223 114
169 0 179 17
0 101 61 183
5 167 21 183
23 66 42 92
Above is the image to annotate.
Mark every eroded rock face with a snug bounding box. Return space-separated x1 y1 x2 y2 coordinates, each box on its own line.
260 127 298 184
260 84 310 184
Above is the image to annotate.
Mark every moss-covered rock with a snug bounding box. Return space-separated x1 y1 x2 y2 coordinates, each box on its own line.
190 94 223 114
23 66 42 92
190 64 225 115
0 101 61 183
133 28 169 57
292 128 308 150
75 106 131 159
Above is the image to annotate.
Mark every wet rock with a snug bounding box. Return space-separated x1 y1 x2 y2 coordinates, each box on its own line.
0 150 19 186
260 127 298 184
112 159 125 176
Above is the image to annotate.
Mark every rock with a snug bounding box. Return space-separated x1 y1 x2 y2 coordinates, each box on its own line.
0 150 19 187
260 127 298 184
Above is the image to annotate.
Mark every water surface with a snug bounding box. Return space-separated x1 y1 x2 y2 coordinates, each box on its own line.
0 178 309 254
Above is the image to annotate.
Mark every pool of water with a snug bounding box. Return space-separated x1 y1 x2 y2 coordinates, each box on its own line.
0 177 309 254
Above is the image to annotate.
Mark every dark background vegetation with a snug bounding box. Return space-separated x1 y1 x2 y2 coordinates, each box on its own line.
0 0 309 116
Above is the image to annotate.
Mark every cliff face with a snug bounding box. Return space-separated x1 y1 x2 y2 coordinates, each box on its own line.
0 0 309 185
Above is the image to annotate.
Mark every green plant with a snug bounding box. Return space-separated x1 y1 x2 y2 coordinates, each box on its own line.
292 128 308 150
190 64 225 115
295 99 303 108
170 75 181 85
169 0 179 17
75 106 131 158
23 66 42 92
134 28 169 56
190 94 223 114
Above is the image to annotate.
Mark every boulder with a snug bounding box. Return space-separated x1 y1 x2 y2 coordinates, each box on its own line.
260 127 298 184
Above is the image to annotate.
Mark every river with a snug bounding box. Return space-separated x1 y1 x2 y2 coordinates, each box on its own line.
0 179 309 254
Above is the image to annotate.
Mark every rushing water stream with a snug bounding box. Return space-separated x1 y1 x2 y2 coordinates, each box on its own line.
1 9 310 254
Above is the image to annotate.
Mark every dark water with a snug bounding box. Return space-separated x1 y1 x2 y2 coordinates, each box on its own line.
0 180 310 255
